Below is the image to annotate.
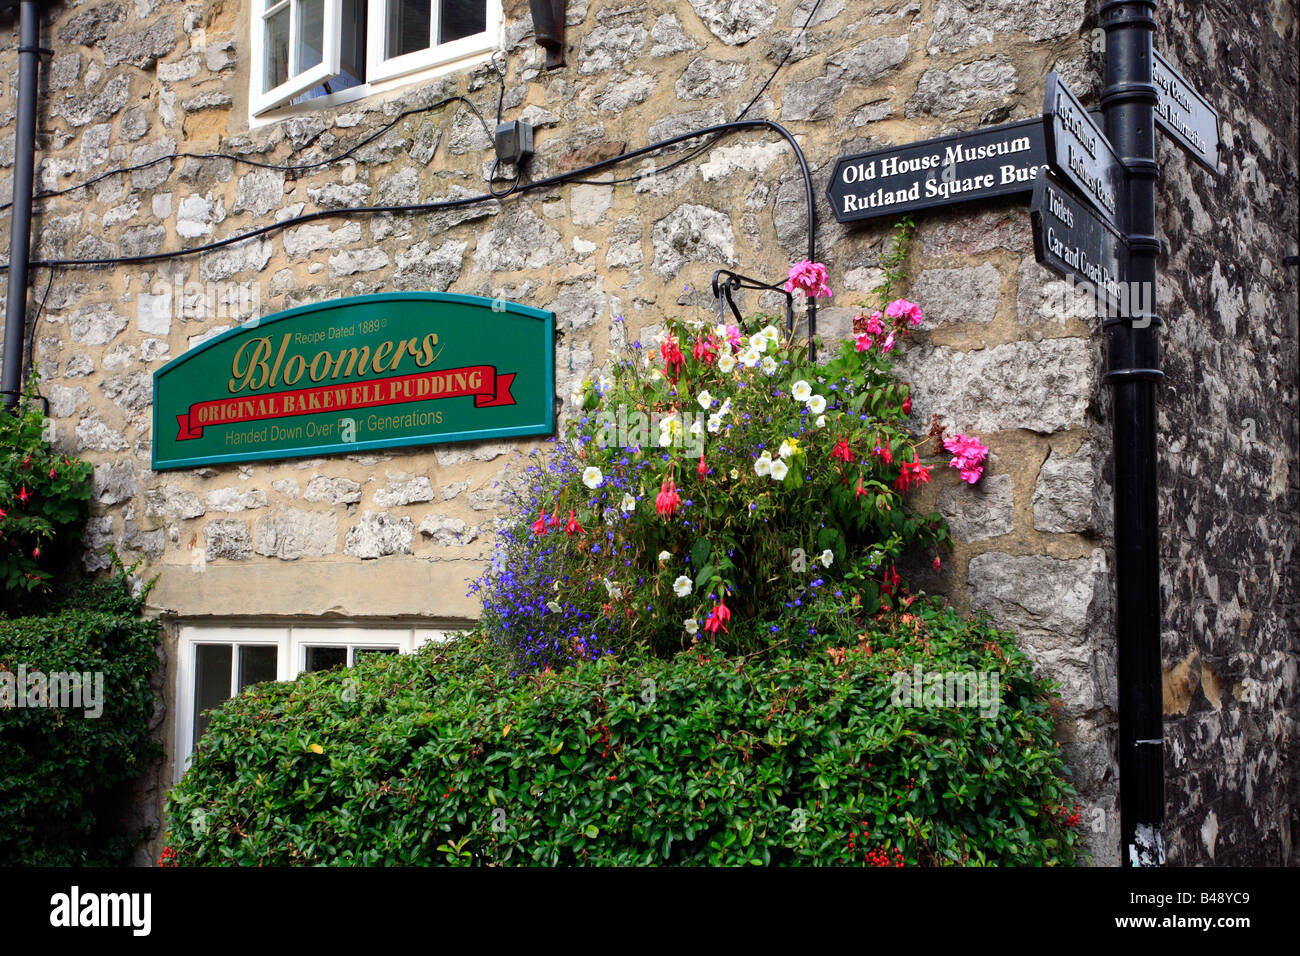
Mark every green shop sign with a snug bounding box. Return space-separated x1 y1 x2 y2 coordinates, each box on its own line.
152 292 555 471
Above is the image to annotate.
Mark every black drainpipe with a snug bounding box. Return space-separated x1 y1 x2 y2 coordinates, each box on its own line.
2 0 44 411
1101 0 1165 866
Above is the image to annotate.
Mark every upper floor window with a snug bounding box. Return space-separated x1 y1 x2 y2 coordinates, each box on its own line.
251 0 497 116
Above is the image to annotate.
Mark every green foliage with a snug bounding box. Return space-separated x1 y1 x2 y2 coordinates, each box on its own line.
0 380 94 608
0 557 161 865
165 601 1084 866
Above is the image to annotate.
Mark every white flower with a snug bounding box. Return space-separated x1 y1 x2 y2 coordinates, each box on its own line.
754 453 773 477
707 414 723 433
619 493 636 513
741 348 762 368
658 550 672 563
815 415 827 428
697 389 713 409
820 549 834 568
729 468 739 480
546 601 563 613
598 374 614 392
779 440 796 459
717 353 737 373
808 394 827 415
684 617 698 635
689 418 704 437
582 466 603 489
761 355 777 374
603 578 623 599
673 575 693 598
770 459 789 481
791 380 813 403
749 333 768 353
761 325 781 346
719 398 732 418
570 390 584 408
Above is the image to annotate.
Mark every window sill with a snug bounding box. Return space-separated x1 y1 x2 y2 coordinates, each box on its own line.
248 45 498 130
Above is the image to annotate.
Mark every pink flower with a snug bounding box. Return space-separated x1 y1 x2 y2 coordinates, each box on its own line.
866 312 885 335
854 333 873 352
880 331 896 353
723 324 743 349
784 260 833 300
943 433 989 484
885 298 923 327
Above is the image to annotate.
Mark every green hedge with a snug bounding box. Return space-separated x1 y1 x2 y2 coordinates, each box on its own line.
165 600 1084 866
0 565 161 865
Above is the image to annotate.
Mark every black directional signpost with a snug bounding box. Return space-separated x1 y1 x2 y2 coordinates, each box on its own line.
824 0 1223 867
1152 49 1221 172
1030 170 1130 313
826 118 1047 223
1043 72 1126 227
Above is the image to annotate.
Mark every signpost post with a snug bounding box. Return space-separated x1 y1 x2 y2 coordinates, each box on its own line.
1100 0 1166 867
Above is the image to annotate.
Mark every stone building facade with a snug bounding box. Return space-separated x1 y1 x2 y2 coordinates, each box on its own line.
0 0 1294 865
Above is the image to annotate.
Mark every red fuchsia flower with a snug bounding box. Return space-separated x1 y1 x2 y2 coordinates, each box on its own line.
933 555 942 571
564 509 584 536
855 473 867 498
531 510 548 535
893 456 931 493
872 438 892 466
655 478 681 519
697 453 709 478
885 298 923 328
661 337 685 379
547 509 563 530
49 465 56 478
881 564 901 596
784 259 833 299
943 433 990 484
693 333 718 365
18 486 30 504
902 393 912 416
704 599 731 635
832 438 855 463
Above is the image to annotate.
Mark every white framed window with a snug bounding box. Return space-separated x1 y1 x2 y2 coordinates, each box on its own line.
251 0 500 117
175 623 452 779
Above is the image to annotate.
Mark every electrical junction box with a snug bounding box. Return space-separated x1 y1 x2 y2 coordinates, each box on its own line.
494 121 534 166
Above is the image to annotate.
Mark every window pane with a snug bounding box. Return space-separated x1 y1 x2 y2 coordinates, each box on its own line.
440 0 485 44
297 0 326 73
354 646 400 663
193 644 233 746
304 645 348 672
238 645 279 691
264 7 291 90
387 0 432 58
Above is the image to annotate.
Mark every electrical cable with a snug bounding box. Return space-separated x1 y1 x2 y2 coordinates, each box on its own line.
2 119 816 271
0 93 497 214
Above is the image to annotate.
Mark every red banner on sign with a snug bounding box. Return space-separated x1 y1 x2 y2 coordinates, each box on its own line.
176 365 516 441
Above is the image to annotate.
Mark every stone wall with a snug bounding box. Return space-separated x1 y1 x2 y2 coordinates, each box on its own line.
0 0 1291 866
1153 0 1299 865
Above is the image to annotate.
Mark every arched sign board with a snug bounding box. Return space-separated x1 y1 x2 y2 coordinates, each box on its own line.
152 292 555 471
